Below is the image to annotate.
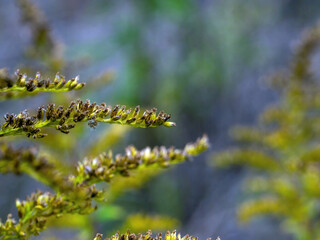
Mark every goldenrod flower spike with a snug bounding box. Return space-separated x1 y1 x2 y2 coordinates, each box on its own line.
0 69 85 94
94 230 212 240
75 135 209 184
0 99 176 138
0 136 209 240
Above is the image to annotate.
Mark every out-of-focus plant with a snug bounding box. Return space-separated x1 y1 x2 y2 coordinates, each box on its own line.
16 0 64 72
211 22 320 240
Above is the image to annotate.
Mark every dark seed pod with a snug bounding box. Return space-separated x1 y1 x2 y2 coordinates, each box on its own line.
111 105 120 118
37 106 44 120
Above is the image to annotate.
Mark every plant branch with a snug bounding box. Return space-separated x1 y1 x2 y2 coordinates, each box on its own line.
0 99 176 138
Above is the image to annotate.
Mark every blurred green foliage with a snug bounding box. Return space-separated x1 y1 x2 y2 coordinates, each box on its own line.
212 22 320 240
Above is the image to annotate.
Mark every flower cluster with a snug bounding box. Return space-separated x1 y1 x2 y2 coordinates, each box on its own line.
0 142 71 191
0 136 209 240
74 135 209 185
0 99 176 138
0 69 84 97
93 230 210 240
1 136 208 195
0 191 98 239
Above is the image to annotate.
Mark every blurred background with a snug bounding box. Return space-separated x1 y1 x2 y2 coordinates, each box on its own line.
0 0 320 239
